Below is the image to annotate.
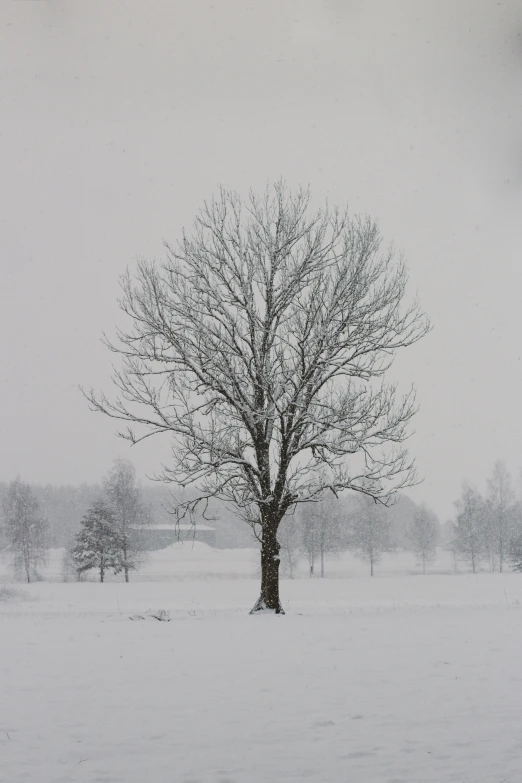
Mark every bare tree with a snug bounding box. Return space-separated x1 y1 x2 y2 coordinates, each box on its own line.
507 507 522 571
301 503 320 578
301 496 342 578
277 512 302 579
103 458 148 582
349 495 392 576
453 484 484 574
2 478 47 583
487 460 515 573
84 183 429 613
443 521 459 574
408 503 439 574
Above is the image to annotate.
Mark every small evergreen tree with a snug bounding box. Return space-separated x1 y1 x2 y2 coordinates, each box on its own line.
72 499 123 582
408 503 439 574
2 478 47 583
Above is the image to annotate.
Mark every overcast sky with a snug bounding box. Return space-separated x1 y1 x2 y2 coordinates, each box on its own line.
1 0 521 519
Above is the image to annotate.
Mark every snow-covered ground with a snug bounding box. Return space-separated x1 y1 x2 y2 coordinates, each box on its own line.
2 571 522 783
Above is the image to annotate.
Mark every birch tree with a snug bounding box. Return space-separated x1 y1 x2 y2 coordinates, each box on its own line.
2 478 47 583
84 183 429 613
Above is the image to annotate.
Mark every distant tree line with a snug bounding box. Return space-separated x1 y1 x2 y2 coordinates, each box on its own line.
0 479 255 553
0 459 150 583
448 460 522 574
7 458 522 581
278 493 440 578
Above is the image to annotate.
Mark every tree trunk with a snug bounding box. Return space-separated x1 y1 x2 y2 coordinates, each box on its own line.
24 549 31 583
123 543 129 583
100 563 105 583
320 545 325 578
250 524 284 614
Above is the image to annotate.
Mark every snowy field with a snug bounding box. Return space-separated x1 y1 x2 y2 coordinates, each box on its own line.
2 557 522 783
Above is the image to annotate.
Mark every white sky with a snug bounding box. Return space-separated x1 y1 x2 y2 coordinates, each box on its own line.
1 0 521 519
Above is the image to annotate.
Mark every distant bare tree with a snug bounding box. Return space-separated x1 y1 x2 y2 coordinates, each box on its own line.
443 521 459 574
84 183 429 613
507 508 522 572
301 504 320 578
301 497 342 578
2 479 47 583
350 495 392 576
408 503 439 574
453 484 484 574
103 459 148 582
277 512 302 579
487 461 515 573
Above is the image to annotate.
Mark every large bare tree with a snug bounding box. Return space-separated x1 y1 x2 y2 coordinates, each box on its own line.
85 183 429 613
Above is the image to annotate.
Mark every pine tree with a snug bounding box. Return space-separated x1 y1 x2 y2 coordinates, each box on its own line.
408 503 439 574
72 499 123 582
2 478 47 583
